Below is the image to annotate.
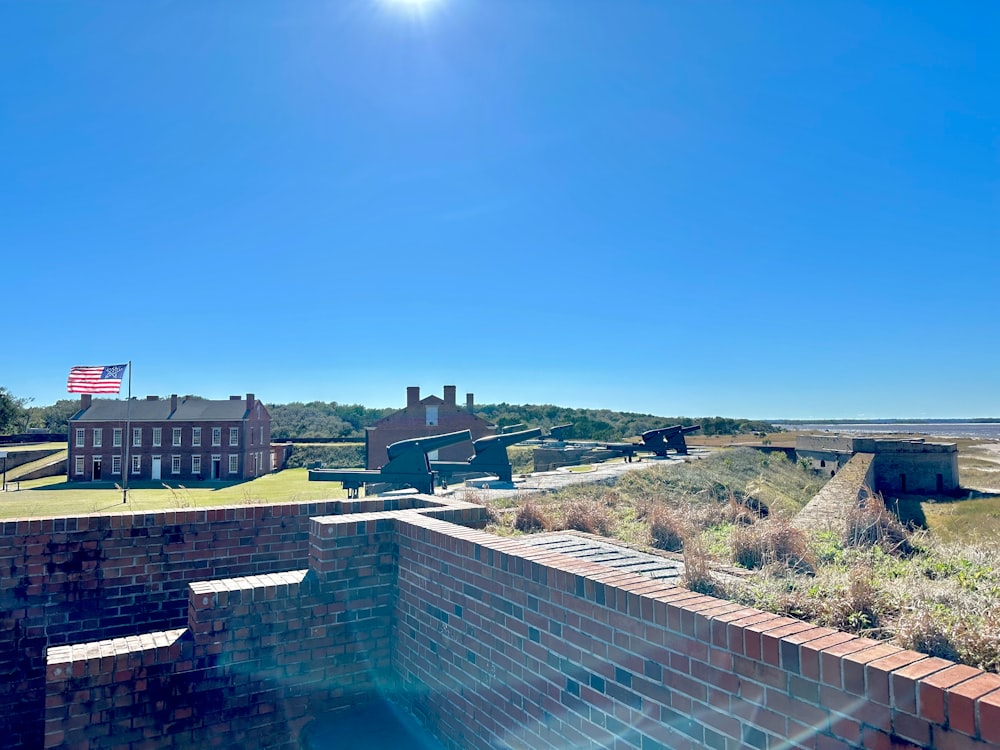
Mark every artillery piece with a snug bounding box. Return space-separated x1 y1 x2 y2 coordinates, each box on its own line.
309 429 472 498
605 424 701 461
546 424 574 441
432 427 542 484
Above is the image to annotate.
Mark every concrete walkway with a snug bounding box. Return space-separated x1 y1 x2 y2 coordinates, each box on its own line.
445 449 711 504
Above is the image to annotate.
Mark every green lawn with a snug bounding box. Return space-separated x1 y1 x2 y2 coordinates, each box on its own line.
0 468 347 518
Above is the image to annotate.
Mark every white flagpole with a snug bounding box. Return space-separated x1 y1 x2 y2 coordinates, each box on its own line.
122 361 131 504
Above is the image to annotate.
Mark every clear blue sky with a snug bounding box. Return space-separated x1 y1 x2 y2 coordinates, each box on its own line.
2 1 997 419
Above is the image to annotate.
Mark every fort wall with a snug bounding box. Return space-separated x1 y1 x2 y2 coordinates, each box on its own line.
41 510 1000 750
1 496 485 750
796 435 960 495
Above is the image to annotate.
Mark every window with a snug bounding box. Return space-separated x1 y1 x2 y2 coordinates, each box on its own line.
171 455 181 474
74 456 84 475
229 427 239 447
112 456 122 474
133 427 142 447
76 428 85 447
113 428 122 447
192 427 201 447
228 454 239 474
426 406 438 426
172 427 182 446
93 428 103 448
152 427 162 447
259 426 264 444
192 455 202 475
212 427 221 446
131 454 141 474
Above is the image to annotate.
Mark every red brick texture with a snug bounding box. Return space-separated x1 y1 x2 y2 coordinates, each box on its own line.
35 508 1000 750
6 496 485 750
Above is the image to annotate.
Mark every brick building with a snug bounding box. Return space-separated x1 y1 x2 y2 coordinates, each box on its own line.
68 393 271 483
365 385 496 469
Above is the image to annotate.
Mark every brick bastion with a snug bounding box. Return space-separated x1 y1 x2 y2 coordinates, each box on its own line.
4 498 1000 749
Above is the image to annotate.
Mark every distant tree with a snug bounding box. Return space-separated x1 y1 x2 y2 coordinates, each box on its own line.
0 387 29 435
27 399 79 435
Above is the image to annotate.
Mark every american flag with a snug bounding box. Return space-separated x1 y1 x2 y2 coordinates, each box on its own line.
67 364 128 394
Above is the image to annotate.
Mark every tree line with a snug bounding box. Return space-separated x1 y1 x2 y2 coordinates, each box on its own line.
0 388 776 441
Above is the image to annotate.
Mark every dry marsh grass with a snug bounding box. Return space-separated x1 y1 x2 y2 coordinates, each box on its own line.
472 446 1000 673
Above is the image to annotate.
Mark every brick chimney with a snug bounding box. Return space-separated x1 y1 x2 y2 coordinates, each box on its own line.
230 395 240 400
146 395 158 401
407 386 420 407
443 385 456 406
466 393 474 412
246 393 255 409
81 394 92 410
170 394 178 413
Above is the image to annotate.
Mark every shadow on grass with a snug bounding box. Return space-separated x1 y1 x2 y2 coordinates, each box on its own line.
886 488 1000 531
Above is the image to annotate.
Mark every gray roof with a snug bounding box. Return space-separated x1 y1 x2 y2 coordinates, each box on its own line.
72 397 261 423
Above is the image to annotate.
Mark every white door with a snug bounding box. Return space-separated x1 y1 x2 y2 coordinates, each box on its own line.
151 456 161 481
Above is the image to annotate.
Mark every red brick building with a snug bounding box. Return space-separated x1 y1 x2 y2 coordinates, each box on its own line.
365 385 496 469
68 393 271 483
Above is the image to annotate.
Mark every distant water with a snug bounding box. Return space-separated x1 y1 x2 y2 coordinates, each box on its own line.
776 423 1000 440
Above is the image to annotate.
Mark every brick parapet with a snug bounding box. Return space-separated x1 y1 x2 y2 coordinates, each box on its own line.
392 513 1000 750
3 495 486 750
34 508 1000 750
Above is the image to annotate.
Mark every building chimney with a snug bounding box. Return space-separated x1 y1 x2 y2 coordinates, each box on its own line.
466 393 474 412
81 394 92 410
230 395 240 400
246 393 255 409
443 385 456 406
146 395 158 401
407 386 420 407
170 394 178 413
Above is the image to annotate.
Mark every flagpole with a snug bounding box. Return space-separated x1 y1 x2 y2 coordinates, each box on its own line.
122 361 131 504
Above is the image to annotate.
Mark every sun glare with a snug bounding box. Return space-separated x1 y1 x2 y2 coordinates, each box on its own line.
382 0 439 14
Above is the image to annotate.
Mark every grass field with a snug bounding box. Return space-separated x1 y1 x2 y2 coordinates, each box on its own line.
0 468 346 518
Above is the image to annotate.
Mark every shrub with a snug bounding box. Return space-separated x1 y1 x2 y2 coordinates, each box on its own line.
514 501 549 532
846 493 912 555
563 501 612 536
731 519 814 573
682 533 719 596
649 509 685 552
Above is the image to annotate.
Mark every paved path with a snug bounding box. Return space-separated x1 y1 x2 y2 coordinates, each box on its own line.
445 449 712 504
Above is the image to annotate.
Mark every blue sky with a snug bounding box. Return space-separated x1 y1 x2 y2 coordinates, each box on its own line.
1 1 997 419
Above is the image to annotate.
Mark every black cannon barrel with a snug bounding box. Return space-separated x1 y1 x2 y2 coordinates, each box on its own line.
386 430 472 460
473 427 542 452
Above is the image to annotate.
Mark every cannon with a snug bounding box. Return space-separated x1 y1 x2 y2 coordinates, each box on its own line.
309 429 472 497
546 424 574 441
432 427 542 484
499 424 526 434
605 424 701 461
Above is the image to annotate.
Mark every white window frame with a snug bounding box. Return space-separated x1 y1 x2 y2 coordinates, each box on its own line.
171 455 181 474
192 427 201 447
229 427 239 447
152 427 162 447
112 455 122 475
74 456 84 475
192 455 202 476
133 427 142 447
212 427 221 446
131 454 141 474
172 427 182 447
113 428 122 448
93 428 102 448
76 428 86 447
228 454 239 474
